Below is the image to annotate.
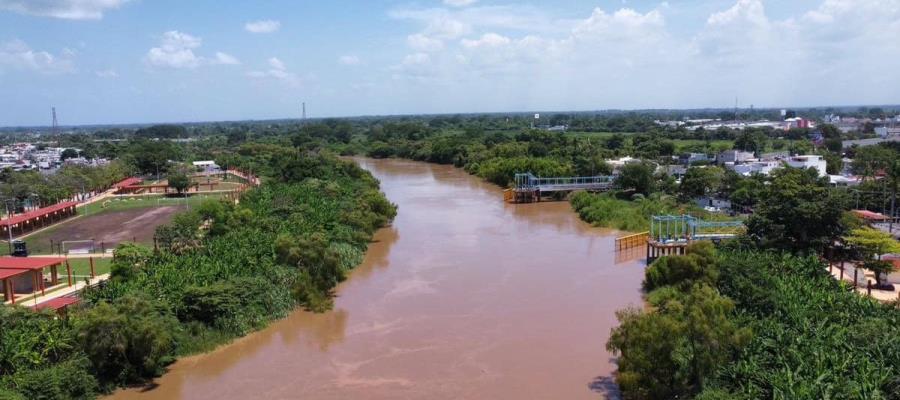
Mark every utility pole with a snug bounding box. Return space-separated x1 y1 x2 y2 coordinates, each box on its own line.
5 199 14 255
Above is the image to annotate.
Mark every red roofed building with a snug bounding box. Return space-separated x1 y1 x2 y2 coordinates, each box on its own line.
0 202 78 237
852 209 890 222
113 177 143 189
0 257 69 304
31 296 79 312
0 268 28 303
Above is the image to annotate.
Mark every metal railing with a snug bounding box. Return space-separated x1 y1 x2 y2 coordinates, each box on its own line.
650 215 744 243
514 173 614 192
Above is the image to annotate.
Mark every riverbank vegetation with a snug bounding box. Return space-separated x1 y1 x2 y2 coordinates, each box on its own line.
610 242 900 399
606 165 900 399
0 151 396 398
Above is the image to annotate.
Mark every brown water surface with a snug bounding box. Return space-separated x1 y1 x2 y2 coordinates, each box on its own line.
109 158 645 400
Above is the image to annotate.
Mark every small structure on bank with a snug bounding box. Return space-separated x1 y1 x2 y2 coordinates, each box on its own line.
646 215 745 261
504 173 614 203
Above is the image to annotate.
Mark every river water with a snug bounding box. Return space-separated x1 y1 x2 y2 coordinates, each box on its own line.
110 158 646 400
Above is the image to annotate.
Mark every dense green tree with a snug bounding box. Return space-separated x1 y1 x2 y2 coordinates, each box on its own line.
615 162 657 195
60 148 79 160
135 124 187 139
679 167 724 201
74 296 178 386
125 139 179 175
747 167 849 253
110 243 154 281
167 172 191 195
607 285 750 399
644 242 718 291
734 131 766 154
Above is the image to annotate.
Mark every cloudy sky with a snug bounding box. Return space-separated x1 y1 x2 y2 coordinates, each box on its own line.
0 0 898 126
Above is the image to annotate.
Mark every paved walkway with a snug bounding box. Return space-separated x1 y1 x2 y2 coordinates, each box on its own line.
828 262 900 303
32 252 113 258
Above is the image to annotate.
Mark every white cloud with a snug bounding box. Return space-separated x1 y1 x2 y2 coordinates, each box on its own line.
247 57 300 86
572 7 666 43
145 31 202 68
461 33 510 48
424 16 470 39
0 39 74 74
244 20 281 33
268 57 286 70
0 0 130 20
402 53 431 66
407 33 444 52
144 31 239 69
95 68 118 78
338 55 360 65
443 0 477 7
214 52 240 65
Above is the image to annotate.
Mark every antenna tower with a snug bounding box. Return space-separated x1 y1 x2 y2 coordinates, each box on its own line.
302 102 306 121
734 97 738 124
51 107 59 135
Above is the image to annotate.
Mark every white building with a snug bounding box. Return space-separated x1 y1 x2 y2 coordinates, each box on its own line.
192 160 221 173
717 150 754 165
785 155 827 177
731 160 782 176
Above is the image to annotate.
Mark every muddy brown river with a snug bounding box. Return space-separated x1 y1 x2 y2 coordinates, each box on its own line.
110 158 646 400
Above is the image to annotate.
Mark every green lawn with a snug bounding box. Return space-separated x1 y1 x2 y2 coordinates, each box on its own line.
78 193 228 216
672 139 735 153
67 257 112 277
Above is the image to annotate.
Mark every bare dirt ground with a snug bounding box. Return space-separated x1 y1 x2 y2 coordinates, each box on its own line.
25 206 180 254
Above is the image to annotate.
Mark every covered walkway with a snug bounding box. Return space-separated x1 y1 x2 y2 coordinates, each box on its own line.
0 202 78 239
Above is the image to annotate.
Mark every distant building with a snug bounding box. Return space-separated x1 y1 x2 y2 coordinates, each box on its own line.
731 160 781 176
717 150 754 165
192 160 221 173
759 151 789 161
874 126 900 138
546 125 568 132
664 165 687 178
785 155 827 177
784 117 814 130
679 153 711 165
829 175 861 187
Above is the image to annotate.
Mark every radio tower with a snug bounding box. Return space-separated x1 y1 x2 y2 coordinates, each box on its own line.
302 102 306 121
51 107 59 135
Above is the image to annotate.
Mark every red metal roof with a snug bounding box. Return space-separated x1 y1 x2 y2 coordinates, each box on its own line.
0 257 66 271
114 177 143 188
0 268 29 280
852 210 890 221
31 296 79 311
0 201 78 228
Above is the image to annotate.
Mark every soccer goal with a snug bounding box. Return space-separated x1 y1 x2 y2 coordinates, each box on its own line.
61 239 96 255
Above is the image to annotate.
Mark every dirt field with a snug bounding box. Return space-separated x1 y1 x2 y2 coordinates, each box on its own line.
23 206 181 254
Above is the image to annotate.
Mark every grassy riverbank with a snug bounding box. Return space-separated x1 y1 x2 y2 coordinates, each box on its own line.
0 152 396 399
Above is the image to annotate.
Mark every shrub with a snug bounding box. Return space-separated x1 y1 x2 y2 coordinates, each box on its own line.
3 358 98 400
74 296 178 386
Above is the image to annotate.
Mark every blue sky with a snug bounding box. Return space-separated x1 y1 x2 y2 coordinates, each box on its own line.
0 0 897 126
